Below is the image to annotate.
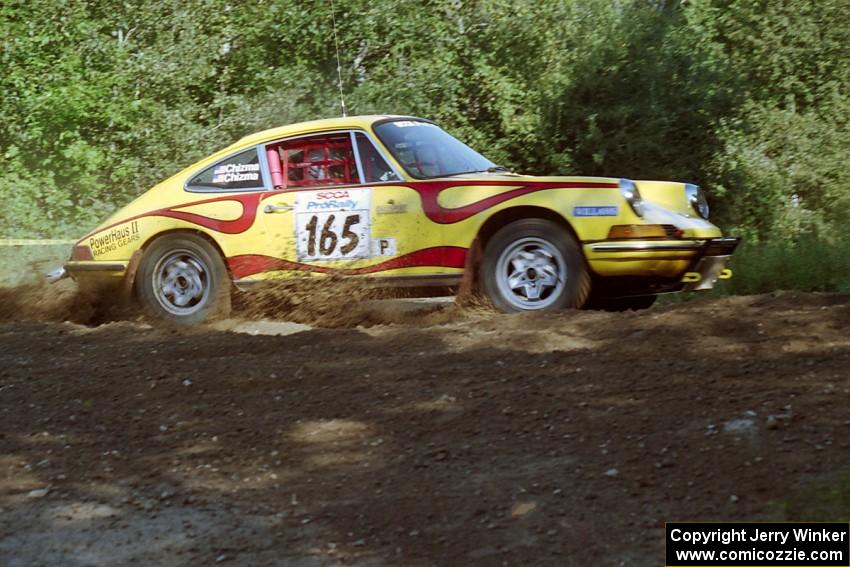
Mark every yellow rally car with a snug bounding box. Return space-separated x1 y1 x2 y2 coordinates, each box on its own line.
49 115 740 323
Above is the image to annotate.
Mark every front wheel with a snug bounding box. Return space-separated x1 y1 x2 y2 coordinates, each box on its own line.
480 219 590 312
135 233 231 324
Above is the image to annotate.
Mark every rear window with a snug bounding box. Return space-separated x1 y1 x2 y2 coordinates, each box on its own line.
187 148 263 191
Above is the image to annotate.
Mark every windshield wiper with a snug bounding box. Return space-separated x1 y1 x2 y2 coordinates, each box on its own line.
439 165 512 178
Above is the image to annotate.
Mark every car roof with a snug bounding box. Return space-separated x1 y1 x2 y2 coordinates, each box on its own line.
234 114 426 147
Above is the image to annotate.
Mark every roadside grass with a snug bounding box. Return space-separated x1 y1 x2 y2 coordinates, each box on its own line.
0 244 69 287
725 234 850 295
658 234 850 305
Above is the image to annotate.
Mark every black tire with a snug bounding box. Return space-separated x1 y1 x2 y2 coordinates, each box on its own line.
135 233 231 324
588 294 657 312
479 218 590 312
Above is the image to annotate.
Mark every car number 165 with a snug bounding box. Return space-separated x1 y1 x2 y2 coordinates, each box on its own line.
296 210 371 261
294 188 372 262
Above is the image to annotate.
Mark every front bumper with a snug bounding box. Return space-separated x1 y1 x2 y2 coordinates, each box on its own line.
588 236 740 255
585 236 741 292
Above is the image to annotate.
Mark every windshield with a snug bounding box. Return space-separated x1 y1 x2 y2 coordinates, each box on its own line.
373 120 496 179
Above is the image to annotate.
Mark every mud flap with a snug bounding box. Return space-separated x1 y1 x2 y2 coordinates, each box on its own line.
456 237 482 304
681 255 732 291
122 249 144 301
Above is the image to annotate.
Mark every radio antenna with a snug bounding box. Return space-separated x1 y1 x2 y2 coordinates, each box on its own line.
331 0 347 117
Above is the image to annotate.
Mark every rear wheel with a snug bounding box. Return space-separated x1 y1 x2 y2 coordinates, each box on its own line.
135 233 231 324
480 219 590 312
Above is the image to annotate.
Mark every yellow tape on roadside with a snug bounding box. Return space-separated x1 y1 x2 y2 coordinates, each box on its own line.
0 239 75 246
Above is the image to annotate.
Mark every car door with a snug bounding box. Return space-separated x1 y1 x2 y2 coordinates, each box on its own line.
351 131 439 277
258 130 434 278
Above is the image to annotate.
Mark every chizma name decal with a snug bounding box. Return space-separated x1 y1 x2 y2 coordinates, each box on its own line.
212 163 260 184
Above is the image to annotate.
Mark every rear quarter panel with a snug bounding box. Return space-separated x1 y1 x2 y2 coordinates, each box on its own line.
78 144 269 263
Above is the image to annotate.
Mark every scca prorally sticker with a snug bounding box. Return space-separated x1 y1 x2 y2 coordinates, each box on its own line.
573 206 619 217
212 162 260 184
89 221 141 257
295 188 372 261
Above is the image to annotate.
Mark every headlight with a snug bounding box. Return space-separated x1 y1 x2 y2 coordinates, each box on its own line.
684 183 710 219
619 178 644 217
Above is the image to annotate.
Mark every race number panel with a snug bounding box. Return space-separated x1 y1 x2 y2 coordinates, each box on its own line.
295 188 372 261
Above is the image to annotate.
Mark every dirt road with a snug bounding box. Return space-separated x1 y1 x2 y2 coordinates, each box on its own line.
2 289 850 565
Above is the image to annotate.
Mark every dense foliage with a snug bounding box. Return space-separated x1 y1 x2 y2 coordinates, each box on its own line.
1 0 848 243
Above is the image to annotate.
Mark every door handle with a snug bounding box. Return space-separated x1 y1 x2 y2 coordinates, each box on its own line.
264 203 294 214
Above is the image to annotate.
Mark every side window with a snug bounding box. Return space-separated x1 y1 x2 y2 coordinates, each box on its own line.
266 133 360 189
187 148 263 191
354 133 400 183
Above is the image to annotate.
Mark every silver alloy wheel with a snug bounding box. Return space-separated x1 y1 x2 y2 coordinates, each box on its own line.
495 236 567 310
151 249 211 315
